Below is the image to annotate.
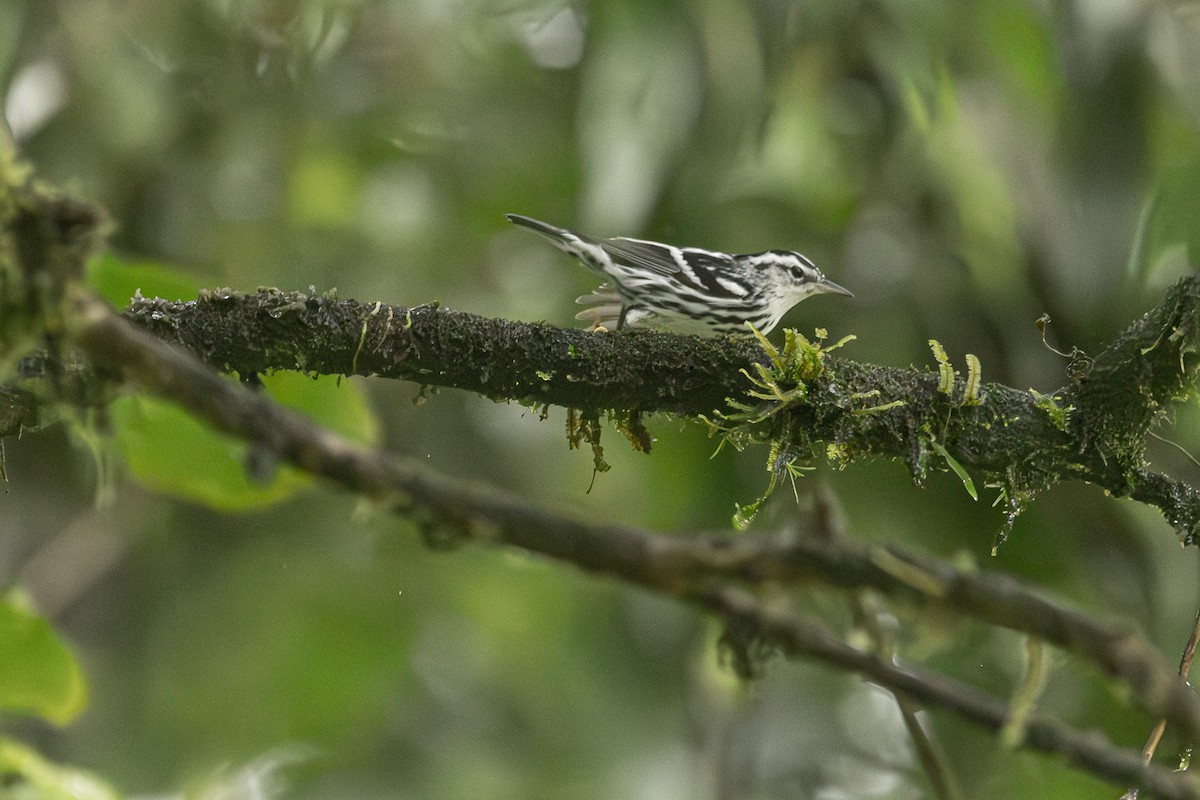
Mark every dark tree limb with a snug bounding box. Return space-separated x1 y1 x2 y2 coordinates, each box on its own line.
706 586 1200 800
123 290 759 413
119 276 1200 540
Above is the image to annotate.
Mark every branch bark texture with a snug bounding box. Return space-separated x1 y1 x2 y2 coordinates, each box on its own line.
124 278 1200 541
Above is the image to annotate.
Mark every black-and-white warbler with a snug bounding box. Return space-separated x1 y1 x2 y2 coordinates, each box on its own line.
507 214 852 336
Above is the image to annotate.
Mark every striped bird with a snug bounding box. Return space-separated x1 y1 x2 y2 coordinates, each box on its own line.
507 214 851 336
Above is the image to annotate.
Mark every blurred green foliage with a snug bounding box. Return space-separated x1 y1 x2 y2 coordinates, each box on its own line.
2 1 1200 798
0 593 86 725
107 370 377 511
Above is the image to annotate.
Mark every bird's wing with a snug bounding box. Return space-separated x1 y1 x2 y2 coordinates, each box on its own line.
600 238 743 298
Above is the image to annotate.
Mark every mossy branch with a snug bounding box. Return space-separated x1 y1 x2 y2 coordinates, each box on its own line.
1 155 1197 541
123 290 760 414
122 276 1200 541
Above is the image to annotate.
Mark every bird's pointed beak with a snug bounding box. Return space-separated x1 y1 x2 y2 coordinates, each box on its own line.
820 278 854 297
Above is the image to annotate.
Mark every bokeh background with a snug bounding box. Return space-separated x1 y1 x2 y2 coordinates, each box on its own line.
3 1 1200 797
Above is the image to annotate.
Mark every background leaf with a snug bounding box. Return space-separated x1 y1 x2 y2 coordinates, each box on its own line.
110 371 378 510
0 594 86 725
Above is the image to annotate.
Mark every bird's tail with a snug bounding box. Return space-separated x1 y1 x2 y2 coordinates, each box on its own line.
506 213 574 243
507 213 609 277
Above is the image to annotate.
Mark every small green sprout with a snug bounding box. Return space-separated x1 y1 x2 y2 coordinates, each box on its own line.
930 339 955 395
963 354 982 406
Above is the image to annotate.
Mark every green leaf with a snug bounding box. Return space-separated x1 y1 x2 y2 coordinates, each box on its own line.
0 738 121 800
0 595 87 725
110 394 311 510
111 372 379 511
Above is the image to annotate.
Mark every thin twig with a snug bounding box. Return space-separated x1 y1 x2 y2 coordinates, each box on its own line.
852 589 964 800
1125 603 1200 799
896 695 965 800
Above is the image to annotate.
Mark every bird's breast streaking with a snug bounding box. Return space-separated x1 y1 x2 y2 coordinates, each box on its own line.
506 214 851 336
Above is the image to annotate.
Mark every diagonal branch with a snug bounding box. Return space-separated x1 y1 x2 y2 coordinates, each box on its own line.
705 587 1200 800
63 286 1200 791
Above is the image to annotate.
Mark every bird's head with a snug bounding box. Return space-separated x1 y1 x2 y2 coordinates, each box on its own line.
755 250 853 299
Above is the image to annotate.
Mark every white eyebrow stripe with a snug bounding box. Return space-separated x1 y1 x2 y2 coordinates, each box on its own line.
746 251 820 272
